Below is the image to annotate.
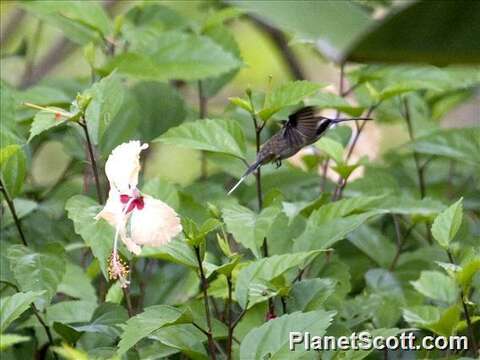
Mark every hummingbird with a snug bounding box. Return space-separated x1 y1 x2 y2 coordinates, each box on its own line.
227 106 373 195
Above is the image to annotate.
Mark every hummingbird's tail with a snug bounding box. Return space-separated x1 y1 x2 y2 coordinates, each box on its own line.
227 160 262 195
332 117 373 123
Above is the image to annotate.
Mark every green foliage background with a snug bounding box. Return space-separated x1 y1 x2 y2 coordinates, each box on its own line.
0 1 479 359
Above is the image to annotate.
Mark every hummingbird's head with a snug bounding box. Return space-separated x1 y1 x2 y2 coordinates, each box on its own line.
315 117 333 136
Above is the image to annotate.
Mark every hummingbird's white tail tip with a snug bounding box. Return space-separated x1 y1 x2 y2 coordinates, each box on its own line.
227 176 246 195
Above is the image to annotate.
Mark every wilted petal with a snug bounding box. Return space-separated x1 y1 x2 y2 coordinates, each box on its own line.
105 140 148 194
130 195 182 247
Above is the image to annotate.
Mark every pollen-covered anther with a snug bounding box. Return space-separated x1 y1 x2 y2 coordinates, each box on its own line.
108 252 130 288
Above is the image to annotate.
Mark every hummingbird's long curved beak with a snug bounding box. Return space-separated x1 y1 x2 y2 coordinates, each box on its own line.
331 117 373 123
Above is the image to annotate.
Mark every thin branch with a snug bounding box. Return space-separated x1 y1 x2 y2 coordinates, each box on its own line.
192 323 226 358
403 98 426 199
402 98 434 244
446 251 478 355
79 120 103 204
226 276 233 360
231 308 247 330
333 102 380 200
1 179 28 246
389 220 416 272
321 64 346 192
194 246 217 360
247 15 305 81
341 82 361 97
0 9 25 46
18 0 118 88
1 278 57 359
246 95 268 256
122 287 134 317
198 80 208 180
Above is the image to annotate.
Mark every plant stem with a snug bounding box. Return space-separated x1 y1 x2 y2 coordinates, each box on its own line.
122 287 134 317
333 102 379 200
194 246 217 360
1 276 57 358
0 179 28 246
389 221 416 271
248 15 305 81
253 115 264 212
402 98 434 244
231 308 247 330
79 120 103 204
402 98 426 199
198 80 208 179
446 251 478 355
321 64 345 193
226 276 233 360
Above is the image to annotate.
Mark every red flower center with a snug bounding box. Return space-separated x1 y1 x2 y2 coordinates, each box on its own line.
120 194 144 213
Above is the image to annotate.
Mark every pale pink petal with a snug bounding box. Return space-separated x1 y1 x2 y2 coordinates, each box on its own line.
95 188 124 227
104 141 148 194
130 196 182 247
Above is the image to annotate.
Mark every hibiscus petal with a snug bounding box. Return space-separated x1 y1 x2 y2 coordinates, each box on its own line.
95 188 124 227
105 140 148 194
130 196 182 247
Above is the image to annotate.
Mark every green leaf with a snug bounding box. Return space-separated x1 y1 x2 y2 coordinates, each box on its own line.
288 278 336 312
155 118 246 159
223 204 281 258
105 283 123 304
57 263 97 302
0 291 44 332
236 251 323 309
131 81 187 141
0 334 30 350
21 1 112 45
408 128 480 166
403 305 460 337
306 92 365 116
1 199 37 228
232 1 371 63
293 211 381 252
28 108 70 142
140 239 198 268
240 310 336 359
346 1 480 65
104 31 241 81
72 303 128 337
411 271 459 304
150 324 208 360
228 97 253 113
117 305 192 355
457 258 480 289
142 178 180 209
315 137 344 163
379 196 445 218
431 198 463 249
202 7 245 31
259 81 324 120
348 226 396 268
7 244 66 310
52 343 89 360
0 139 26 198
46 300 96 325
202 25 242 97
66 195 113 277
0 145 20 166
84 73 125 144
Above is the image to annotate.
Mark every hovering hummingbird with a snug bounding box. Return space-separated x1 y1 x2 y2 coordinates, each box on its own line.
227 106 373 195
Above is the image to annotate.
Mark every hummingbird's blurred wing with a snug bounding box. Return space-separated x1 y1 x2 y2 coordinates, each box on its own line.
282 106 319 147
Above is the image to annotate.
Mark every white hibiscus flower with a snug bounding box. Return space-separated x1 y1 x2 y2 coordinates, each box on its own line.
96 141 182 287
